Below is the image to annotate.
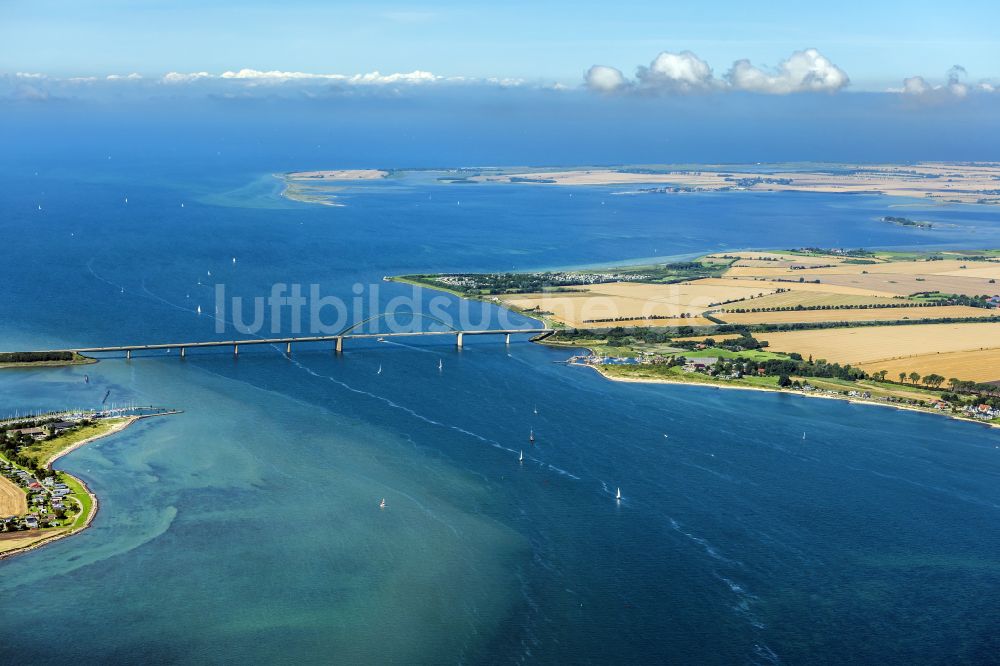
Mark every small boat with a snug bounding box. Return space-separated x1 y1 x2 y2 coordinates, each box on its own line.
519 450 523 463
232 257 236 264
802 432 806 440
529 429 535 444
377 337 385 342
379 498 386 510
616 487 622 501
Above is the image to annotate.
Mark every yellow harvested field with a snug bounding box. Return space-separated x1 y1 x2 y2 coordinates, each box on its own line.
720 291 901 311
758 323 1000 380
671 333 744 343
806 273 999 297
0 530 64 555
717 305 990 325
720 258 1000 297
858 348 1000 383
938 265 1000 280
695 277 900 298
0 476 27 516
502 281 777 327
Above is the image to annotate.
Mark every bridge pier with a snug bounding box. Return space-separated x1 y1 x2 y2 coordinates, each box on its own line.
180 347 186 358
126 349 131 360
456 332 464 348
286 342 292 355
505 333 510 345
234 344 239 356
335 337 343 354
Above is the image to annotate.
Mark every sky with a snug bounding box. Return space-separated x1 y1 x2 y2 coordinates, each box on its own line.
2 1 999 166
2 0 999 90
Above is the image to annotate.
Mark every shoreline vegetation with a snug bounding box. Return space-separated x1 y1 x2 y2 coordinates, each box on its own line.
391 246 1000 430
0 409 180 560
0 352 95 370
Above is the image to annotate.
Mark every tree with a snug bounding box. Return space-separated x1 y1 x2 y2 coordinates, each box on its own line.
876 370 888 382
909 371 921 384
778 374 792 387
899 372 907 383
948 378 961 390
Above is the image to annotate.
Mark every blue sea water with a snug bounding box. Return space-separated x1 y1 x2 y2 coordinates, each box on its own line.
2 158 1000 664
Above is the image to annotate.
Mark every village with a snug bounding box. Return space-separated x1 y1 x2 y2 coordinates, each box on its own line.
570 349 1000 424
0 406 178 550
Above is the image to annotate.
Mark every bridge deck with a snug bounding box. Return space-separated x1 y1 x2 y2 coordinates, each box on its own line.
26 328 555 354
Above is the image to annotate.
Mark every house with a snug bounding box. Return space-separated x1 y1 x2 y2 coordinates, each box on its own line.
684 357 719 372
9 427 46 439
48 421 76 433
24 517 38 529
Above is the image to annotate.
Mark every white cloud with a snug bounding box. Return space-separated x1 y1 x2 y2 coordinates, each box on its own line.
107 73 143 81
895 66 985 100
346 70 440 84
585 65 628 93
727 49 849 94
15 72 46 79
586 47 849 95
162 71 212 84
636 50 716 92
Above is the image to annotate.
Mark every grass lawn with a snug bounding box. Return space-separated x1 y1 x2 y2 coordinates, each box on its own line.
601 363 781 389
61 473 93 529
17 418 126 468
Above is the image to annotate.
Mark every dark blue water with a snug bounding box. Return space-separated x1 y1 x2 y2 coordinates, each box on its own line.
1 163 1000 664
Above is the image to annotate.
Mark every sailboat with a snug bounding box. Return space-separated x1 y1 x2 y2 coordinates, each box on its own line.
438 358 443 371
529 429 535 444
196 305 202 314
377 364 383 375
519 450 524 463
379 498 386 510
616 487 622 502
802 432 806 440
533 405 538 415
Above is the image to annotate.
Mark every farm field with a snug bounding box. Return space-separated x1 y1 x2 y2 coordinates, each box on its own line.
0 529 65 555
857 348 1000 384
803 273 999 297
695 277 900 298
501 280 773 328
758 322 1000 381
717 305 991 325
720 291 902 310
0 475 27 516
719 257 1000 297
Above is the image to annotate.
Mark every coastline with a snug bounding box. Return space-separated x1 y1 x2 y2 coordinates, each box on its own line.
0 412 177 561
570 357 1000 430
392 263 1000 432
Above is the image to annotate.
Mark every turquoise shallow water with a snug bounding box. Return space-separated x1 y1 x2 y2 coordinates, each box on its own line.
2 166 1000 663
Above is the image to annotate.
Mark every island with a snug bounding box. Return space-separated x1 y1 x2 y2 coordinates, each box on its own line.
391 248 1000 427
0 407 179 559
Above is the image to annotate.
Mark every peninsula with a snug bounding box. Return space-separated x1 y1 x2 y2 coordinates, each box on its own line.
0 407 179 559
393 248 1000 427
